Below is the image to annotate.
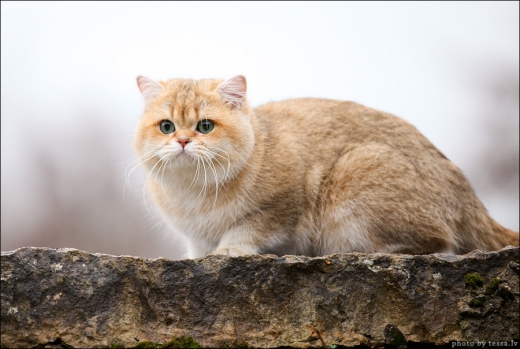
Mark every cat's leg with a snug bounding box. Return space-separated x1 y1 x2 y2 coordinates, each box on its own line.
318 143 459 255
185 240 214 259
210 216 299 256
210 226 261 256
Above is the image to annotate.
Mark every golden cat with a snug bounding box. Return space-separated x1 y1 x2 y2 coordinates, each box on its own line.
134 75 519 258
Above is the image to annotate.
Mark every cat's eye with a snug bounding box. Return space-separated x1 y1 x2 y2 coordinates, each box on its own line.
160 120 175 134
197 120 214 134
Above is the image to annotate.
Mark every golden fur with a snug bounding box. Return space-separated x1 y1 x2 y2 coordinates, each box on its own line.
134 75 519 258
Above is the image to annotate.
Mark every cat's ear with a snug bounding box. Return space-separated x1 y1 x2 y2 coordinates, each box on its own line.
217 75 247 109
136 75 164 105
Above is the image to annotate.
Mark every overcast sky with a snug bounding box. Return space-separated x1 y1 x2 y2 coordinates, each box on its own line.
1 2 518 257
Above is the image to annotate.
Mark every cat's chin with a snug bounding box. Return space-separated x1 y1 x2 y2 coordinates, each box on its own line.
156 147 197 166
171 151 198 167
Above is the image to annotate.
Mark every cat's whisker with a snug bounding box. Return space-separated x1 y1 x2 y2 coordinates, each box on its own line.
159 157 174 203
125 150 155 180
154 158 171 202
190 155 202 191
194 156 209 210
202 157 211 204
212 163 222 207
119 142 158 168
124 160 141 195
205 149 230 183
202 153 220 208
206 147 232 180
116 156 144 166
178 154 201 200
193 155 203 201
201 157 210 206
142 155 164 216
152 160 162 198
124 151 157 198
205 145 229 155
205 146 231 160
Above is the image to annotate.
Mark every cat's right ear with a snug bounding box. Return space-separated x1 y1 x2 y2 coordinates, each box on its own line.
218 75 247 110
136 75 164 105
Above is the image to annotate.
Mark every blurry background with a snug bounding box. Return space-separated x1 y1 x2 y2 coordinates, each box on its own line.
1 2 518 260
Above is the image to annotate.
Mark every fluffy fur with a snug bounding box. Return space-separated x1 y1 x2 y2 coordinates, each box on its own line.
134 75 519 258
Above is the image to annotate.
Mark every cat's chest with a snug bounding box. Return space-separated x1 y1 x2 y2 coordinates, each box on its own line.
157 192 246 239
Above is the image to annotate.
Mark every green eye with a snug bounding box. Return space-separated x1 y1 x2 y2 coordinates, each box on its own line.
160 120 175 134
197 119 214 134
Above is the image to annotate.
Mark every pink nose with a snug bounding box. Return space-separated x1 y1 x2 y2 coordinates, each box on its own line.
178 137 191 148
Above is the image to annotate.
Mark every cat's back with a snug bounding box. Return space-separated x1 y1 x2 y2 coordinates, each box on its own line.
255 98 350 126
254 97 436 158
256 98 413 136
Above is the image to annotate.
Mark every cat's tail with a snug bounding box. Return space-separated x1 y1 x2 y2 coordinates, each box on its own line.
491 219 519 248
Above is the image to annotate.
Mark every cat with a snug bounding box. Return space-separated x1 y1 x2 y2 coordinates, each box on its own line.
134 75 519 258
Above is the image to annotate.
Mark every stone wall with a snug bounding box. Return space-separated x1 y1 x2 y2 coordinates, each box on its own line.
1 247 518 348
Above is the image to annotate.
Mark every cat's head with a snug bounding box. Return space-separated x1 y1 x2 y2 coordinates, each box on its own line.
134 75 255 188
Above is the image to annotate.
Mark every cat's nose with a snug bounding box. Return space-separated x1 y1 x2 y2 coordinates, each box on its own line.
177 137 191 148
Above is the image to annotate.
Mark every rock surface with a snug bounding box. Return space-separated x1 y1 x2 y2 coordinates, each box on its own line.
1 246 519 348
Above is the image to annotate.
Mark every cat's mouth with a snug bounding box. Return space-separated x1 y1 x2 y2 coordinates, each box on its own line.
168 148 197 165
176 149 192 159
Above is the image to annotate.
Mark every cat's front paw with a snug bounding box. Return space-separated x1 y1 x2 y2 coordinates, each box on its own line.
211 246 254 257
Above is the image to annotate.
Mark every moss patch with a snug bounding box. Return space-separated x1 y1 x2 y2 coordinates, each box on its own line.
215 340 250 348
465 273 484 288
469 296 486 307
133 342 159 349
162 337 201 349
130 337 200 349
486 278 504 294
